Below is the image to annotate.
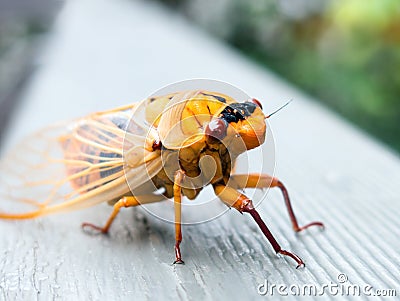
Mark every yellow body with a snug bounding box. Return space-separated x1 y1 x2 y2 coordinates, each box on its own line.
0 89 323 269
145 90 266 200
0 90 266 218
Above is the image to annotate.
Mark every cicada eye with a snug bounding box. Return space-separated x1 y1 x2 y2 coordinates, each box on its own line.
205 118 228 140
249 98 263 110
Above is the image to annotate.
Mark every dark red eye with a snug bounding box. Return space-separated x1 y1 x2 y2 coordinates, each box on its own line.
250 98 263 110
205 119 228 140
152 139 162 151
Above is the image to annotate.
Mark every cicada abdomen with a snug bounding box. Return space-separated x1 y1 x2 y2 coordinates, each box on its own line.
58 111 132 192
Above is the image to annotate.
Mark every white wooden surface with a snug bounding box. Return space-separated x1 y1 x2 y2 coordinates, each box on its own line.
1 0 399 300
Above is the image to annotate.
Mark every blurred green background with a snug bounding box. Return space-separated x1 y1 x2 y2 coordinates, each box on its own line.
1 0 399 153
0 0 59 141
157 0 400 153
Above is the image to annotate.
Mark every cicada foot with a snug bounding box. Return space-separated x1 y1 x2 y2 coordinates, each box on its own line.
245 206 306 269
278 250 305 269
276 180 325 233
81 197 145 236
228 175 325 233
213 184 307 269
81 222 109 235
293 221 325 233
172 170 185 265
173 241 185 265
241 198 306 269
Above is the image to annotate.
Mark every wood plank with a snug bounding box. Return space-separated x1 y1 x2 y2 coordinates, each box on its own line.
1 0 399 300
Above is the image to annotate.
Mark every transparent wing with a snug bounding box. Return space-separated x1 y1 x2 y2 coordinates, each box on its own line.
0 103 163 218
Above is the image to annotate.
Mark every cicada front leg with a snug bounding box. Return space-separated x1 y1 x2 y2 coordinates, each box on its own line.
213 185 305 268
229 174 324 232
82 194 164 234
173 170 185 264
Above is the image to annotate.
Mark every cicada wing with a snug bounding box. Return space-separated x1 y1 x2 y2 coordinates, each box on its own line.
0 103 163 219
0 123 72 217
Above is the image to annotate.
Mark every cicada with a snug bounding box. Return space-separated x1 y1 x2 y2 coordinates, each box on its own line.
0 90 323 268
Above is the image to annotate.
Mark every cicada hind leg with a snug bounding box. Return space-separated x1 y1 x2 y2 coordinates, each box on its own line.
229 173 324 232
82 195 164 234
214 184 305 269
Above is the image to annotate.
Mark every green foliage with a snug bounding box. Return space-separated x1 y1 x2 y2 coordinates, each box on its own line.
158 0 400 153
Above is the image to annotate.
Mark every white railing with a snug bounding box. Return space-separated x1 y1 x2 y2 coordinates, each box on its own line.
1 0 399 299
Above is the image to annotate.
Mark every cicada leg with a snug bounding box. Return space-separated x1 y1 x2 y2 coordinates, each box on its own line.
82 194 164 234
229 174 324 232
213 185 305 268
173 170 185 264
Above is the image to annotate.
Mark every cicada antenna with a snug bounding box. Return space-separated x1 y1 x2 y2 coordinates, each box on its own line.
265 99 292 119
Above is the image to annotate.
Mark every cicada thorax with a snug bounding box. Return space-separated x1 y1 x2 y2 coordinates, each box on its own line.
145 91 239 199
150 91 236 149
144 91 236 127
151 141 234 200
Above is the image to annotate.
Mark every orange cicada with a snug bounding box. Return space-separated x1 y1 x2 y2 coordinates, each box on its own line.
0 87 323 268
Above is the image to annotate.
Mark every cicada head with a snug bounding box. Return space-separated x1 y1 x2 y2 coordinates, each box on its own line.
207 99 266 151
